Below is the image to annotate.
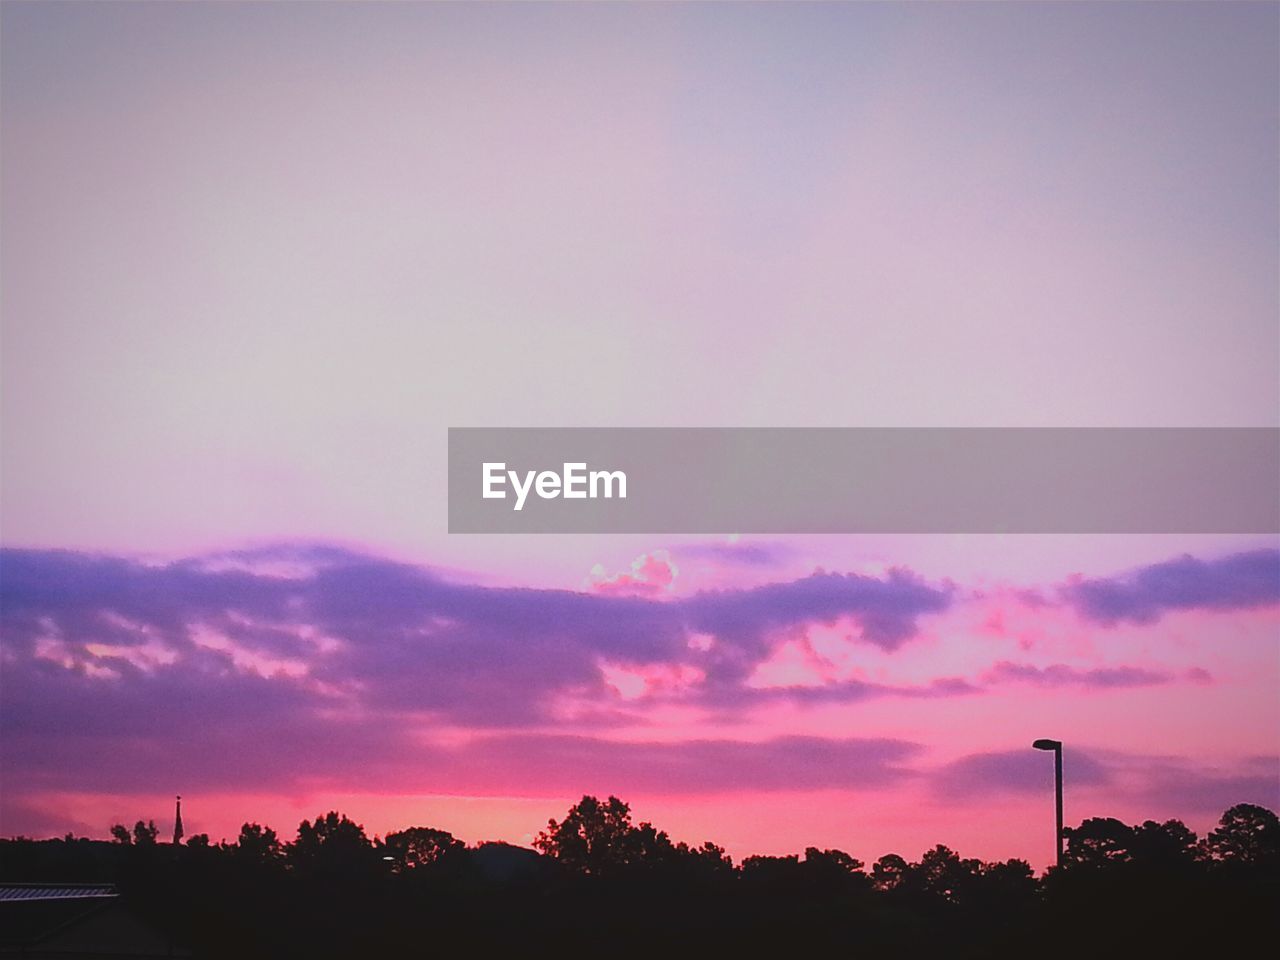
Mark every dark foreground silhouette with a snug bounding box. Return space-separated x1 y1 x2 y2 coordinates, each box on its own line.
2 798 1276 958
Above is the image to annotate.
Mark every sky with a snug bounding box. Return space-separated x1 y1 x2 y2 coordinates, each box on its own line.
1 1 1278 871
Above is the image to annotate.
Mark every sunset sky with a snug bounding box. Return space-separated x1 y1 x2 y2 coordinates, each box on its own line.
2 2 1277 871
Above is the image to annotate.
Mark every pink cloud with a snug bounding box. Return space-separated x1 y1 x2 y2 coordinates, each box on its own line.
587 551 679 596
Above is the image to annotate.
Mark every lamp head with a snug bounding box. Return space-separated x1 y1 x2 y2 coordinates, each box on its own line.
1032 739 1062 751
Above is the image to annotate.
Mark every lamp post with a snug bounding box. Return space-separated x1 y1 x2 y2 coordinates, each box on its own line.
1032 738 1063 868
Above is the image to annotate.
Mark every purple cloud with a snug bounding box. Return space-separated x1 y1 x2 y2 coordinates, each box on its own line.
0 546 953 727
982 661 1185 689
0 721 923 801
430 734 923 795
933 749 1113 798
932 748 1278 813
0 544 957 810
1131 756 1280 813
734 677 980 707
1062 548 1280 626
684 568 953 683
678 540 791 566
2 544 1269 827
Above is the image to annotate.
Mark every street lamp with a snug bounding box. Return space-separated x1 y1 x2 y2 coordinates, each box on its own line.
1032 738 1063 868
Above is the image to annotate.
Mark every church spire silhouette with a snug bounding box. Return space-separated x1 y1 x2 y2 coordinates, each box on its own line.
173 795 184 845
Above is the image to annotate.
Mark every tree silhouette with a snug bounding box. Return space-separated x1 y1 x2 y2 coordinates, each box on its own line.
1062 816 1205 876
740 853 801 883
132 820 158 846
233 822 283 864
3 799 1277 957
918 844 982 902
976 858 1036 904
384 826 464 870
871 852 911 892
289 812 377 880
1061 816 1134 869
673 840 734 879
1129 818 1202 870
293 812 368 853
801 847 868 892
534 795 679 875
1206 803 1280 866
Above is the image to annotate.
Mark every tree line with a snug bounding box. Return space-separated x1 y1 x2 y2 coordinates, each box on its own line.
2 797 1276 957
